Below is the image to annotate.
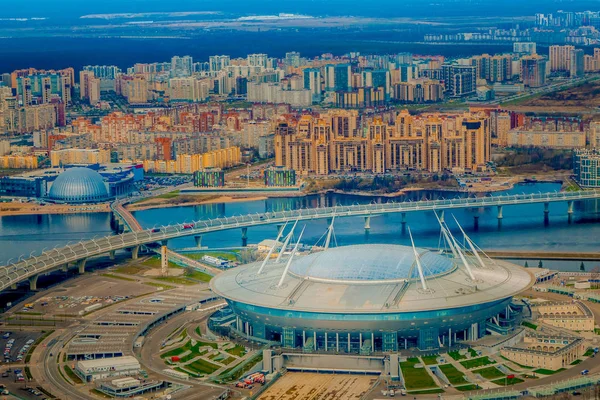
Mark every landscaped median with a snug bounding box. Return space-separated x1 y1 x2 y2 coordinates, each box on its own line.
438 363 469 386
472 366 505 380
460 356 495 369
160 333 249 378
400 357 441 393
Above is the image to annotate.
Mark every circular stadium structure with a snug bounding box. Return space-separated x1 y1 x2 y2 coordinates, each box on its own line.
211 243 535 351
48 167 110 204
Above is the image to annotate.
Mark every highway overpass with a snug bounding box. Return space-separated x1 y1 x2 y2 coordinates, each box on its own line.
2 189 599 292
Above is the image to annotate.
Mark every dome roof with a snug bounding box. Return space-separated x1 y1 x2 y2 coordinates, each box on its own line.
48 168 110 204
288 244 454 283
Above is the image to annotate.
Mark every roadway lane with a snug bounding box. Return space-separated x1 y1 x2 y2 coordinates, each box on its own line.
138 304 235 399
3 190 600 293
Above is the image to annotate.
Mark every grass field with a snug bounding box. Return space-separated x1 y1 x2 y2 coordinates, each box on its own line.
225 344 247 357
184 358 220 375
472 366 505 380
533 368 566 375
142 257 179 269
448 350 467 361
460 356 494 369
521 321 538 330
492 377 525 386
186 251 239 261
439 364 468 385
421 355 439 365
64 365 83 384
455 384 480 392
152 276 196 285
400 358 438 390
185 270 212 282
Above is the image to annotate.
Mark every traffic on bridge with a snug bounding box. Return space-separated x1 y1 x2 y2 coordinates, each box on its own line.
2 189 599 293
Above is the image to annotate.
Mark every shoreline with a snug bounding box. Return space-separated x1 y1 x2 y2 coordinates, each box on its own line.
0 176 567 217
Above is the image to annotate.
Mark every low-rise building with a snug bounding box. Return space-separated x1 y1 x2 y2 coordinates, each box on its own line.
75 356 140 382
500 334 585 370
533 301 595 331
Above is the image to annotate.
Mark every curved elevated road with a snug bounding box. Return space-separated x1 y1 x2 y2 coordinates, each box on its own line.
2 190 599 293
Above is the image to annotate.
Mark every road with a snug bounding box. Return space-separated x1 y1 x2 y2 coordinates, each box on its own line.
137 305 236 399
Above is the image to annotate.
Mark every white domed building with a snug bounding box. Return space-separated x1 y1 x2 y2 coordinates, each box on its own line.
211 242 534 351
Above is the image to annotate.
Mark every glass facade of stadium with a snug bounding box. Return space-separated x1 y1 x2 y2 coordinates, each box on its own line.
226 297 521 351
211 244 533 352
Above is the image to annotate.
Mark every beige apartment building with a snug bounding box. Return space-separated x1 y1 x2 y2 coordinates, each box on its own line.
275 110 490 175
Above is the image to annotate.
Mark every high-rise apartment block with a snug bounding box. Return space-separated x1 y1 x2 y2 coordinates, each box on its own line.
520 56 547 87
275 110 490 175
441 65 477 97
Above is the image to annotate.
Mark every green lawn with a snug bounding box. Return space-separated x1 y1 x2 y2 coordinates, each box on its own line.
217 353 263 382
448 350 467 361
472 366 505 380
571 359 582 365
197 340 218 349
161 340 217 361
186 251 239 262
460 356 494 369
421 355 439 365
499 355 534 369
225 344 247 357
468 348 478 357
492 377 525 386
101 273 136 281
185 270 212 282
521 321 538 330
142 257 179 269
400 358 438 390
179 349 208 363
455 384 480 392
161 341 192 359
533 368 566 375
439 364 468 385
584 348 595 357
185 358 221 375
64 365 83 384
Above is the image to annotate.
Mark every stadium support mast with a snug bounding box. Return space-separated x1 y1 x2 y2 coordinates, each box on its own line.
278 226 306 288
408 227 428 291
324 216 336 250
452 215 486 269
435 213 476 281
275 220 298 263
435 212 459 259
257 221 288 275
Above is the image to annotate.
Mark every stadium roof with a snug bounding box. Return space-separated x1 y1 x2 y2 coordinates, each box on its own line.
289 244 454 283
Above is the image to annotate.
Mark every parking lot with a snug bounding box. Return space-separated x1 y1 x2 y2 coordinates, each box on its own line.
15 275 154 317
0 332 41 364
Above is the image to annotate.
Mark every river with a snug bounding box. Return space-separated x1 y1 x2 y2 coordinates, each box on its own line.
1 182 599 271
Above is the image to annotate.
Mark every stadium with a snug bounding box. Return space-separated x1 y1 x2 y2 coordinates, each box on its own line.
210 224 535 352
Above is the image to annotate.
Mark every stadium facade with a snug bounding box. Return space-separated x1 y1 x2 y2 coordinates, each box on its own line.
211 232 535 352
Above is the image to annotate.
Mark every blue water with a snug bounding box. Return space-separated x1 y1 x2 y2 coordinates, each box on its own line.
1 183 599 270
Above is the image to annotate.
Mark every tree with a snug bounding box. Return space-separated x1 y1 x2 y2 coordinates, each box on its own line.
524 261 529 268
538 260 543 268
580 262 585 272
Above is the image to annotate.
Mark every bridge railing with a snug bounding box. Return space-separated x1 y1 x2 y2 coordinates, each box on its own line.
1 189 600 291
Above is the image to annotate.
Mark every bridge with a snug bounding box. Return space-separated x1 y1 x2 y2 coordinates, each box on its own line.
2 189 599 292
